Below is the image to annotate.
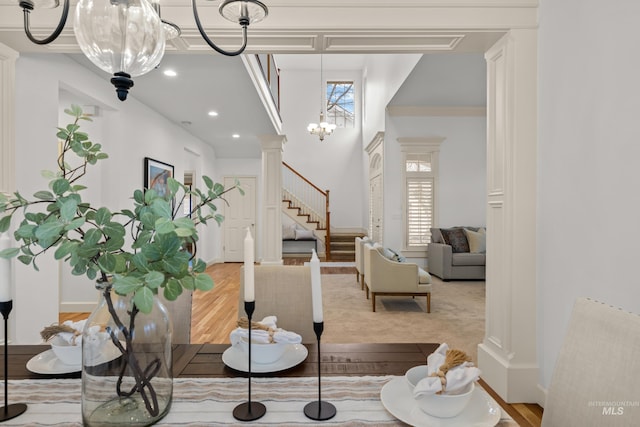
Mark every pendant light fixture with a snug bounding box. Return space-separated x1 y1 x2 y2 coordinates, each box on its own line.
16 0 268 101
307 54 337 141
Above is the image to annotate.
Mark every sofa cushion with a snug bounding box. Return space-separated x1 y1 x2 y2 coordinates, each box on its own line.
464 228 486 253
418 267 431 284
452 252 486 266
441 228 470 253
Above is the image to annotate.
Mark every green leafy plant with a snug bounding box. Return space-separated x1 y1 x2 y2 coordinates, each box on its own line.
0 105 244 419
0 105 242 313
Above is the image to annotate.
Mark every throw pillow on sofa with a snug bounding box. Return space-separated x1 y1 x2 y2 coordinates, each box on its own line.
441 228 470 253
282 224 296 240
295 229 315 240
387 247 407 262
464 228 486 253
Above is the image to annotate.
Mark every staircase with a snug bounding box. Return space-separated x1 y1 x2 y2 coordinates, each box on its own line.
282 162 331 259
329 232 365 261
282 163 367 262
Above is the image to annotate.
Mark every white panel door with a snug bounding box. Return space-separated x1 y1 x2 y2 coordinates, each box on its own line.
223 176 256 262
370 173 383 243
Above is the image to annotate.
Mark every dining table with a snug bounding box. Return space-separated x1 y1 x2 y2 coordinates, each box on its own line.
1 342 521 426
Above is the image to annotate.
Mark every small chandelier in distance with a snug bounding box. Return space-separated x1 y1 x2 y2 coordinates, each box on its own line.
16 0 268 101
307 54 336 141
307 112 336 142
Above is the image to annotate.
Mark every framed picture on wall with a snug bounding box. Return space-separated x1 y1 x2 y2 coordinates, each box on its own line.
144 157 174 201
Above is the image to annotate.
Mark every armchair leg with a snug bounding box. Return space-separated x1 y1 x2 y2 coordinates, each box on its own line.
356 273 359 283
365 285 369 299
360 274 364 290
372 293 376 312
427 293 431 313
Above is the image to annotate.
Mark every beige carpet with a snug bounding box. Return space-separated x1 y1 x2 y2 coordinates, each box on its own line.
321 273 485 363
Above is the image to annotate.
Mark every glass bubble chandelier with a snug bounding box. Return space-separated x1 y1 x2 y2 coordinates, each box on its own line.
16 0 268 101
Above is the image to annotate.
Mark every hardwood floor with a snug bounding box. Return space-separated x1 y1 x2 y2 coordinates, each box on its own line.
191 261 241 344
59 259 542 426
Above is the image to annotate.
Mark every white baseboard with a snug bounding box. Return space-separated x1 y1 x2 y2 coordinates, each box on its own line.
477 343 540 403
537 383 548 408
207 258 224 266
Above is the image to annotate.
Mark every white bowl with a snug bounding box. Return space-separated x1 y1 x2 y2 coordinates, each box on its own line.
49 335 82 366
405 364 475 418
236 339 288 364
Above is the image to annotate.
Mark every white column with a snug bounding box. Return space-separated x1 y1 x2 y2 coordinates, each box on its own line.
259 134 286 265
478 29 540 404
0 43 17 344
0 43 18 195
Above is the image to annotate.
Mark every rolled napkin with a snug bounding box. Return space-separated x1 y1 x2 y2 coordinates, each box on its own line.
40 319 87 346
413 343 481 397
230 316 302 345
272 330 302 344
230 328 272 345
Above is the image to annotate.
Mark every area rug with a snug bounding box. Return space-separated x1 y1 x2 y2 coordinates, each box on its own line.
321 274 485 363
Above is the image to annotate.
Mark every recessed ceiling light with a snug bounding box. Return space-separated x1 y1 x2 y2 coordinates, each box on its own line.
208 111 219 117
232 134 240 139
163 69 177 77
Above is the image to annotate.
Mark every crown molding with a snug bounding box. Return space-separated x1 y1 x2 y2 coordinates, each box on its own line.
388 105 486 117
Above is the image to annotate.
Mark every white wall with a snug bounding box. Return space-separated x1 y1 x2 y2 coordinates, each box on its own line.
378 54 487 263
279 66 364 230
385 115 486 231
360 55 422 230
13 53 220 342
538 0 640 388
361 54 422 146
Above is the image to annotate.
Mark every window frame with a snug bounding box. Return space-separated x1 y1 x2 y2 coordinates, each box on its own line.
398 137 445 256
326 80 355 128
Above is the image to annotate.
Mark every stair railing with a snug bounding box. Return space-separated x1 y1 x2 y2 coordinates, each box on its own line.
282 161 331 260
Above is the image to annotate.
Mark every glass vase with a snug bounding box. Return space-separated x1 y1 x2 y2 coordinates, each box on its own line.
81 279 173 426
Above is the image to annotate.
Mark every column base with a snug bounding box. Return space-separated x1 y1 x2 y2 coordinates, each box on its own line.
477 343 541 404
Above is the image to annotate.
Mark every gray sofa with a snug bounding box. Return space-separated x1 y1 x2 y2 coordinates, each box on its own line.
427 227 485 281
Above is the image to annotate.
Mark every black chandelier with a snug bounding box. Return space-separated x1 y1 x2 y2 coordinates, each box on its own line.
16 0 268 101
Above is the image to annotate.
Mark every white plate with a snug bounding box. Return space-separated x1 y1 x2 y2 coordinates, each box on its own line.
222 343 308 373
380 377 501 427
26 346 123 375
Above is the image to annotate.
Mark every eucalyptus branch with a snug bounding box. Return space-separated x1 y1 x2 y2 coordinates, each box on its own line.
0 104 240 421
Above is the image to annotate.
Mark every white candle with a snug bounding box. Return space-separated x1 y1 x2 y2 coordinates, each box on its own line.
310 249 323 322
0 233 12 302
244 227 255 302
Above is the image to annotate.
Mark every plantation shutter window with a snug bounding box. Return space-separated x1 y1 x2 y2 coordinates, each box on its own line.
398 137 444 253
407 177 434 246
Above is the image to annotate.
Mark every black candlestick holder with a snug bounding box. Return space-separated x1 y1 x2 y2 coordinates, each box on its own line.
0 301 27 423
233 300 266 422
304 321 336 421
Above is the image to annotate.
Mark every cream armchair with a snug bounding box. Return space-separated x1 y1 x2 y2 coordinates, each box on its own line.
363 245 432 313
355 236 372 289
